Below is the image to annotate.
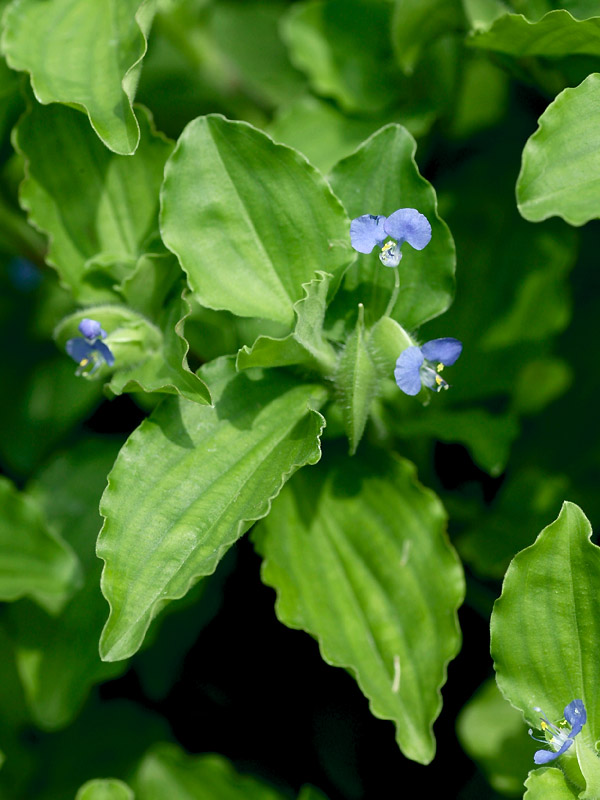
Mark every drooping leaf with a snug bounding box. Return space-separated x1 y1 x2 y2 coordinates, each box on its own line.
133 743 289 800
15 101 173 302
160 114 352 327
491 502 600 792
75 779 134 800
2 0 154 154
517 73 600 226
391 0 465 74
0 476 80 614
98 358 327 661
329 124 455 330
334 304 379 454
254 447 464 764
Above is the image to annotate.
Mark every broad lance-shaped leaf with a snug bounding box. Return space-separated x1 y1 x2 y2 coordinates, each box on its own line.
132 744 289 799
237 271 337 374
75 779 134 800
335 304 378 454
517 74 600 226
491 502 600 794
2 0 154 154
160 114 353 327
15 101 173 302
0 476 80 614
468 9 600 59
98 359 327 662
329 124 455 330
253 447 464 764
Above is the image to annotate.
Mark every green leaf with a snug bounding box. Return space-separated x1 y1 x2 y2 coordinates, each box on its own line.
456 678 537 796
329 124 455 330
15 101 173 302
254 447 464 764
160 114 352 327
468 10 600 58
2 0 154 154
237 271 337 374
491 502 600 793
133 743 289 799
517 73 600 226
366 316 414 379
76 779 134 800
8 438 126 730
334 304 379 454
98 359 327 661
391 0 465 74
281 0 401 113
0 476 80 614
523 768 579 799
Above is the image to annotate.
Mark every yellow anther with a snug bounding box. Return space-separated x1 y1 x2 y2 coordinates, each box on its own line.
541 721 548 731
435 374 443 385
79 358 89 367
437 363 444 373
382 241 394 252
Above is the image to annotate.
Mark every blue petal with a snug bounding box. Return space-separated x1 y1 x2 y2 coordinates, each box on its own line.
421 338 463 366
394 346 424 396
383 208 432 250
350 214 387 254
564 699 586 736
93 339 115 367
534 746 563 765
66 337 94 363
79 318 106 339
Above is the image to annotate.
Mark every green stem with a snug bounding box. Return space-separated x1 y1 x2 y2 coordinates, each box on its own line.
383 268 400 318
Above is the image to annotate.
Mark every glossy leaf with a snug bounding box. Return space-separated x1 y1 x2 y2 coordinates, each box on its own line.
391 0 465 74
15 102 173 301
0 476 80 614
329 124 455 330
2 0 154 154
160 114 352 327
517 74 600 226
468 9 600 58
98 359 327 661
491 502 600 792
9 439 126 729
75 779 134 800
254 448 464 764
133 743 288 799
334 305 379 454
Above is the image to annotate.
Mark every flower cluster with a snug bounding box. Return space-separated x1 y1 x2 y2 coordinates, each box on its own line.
66 318 115 376
394 338 462 396
529 699 586 764
350 207 432 267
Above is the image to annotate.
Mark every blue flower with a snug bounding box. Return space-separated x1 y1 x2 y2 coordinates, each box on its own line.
66 318 115 376
350 208 432 267
394 338 462 396
529 699 586 765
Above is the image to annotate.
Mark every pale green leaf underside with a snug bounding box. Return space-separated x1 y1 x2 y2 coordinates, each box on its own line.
15 102 172 301
254 449 464 764
160 114 353 327
133 744 288 799
76 779 134 800
517 73 600 225
491 502 600 750
2 0 153 154
523 767 578 799
468 9 600 58
98 359 327 661
0 476 80 614
329 124 455 330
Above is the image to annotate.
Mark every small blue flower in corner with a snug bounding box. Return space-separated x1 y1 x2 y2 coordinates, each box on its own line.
66 318 115 376
395 338 462 396
529 699 586 764
350 208 432 267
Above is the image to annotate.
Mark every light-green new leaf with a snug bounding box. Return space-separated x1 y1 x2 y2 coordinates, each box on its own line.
254 448 464 764
517 73 600 226
523 768 579 799
160 114 353 327
15 102 173 302
75 779 134 800
0 476 80 614
98 359 327 661
491 502 600 794
2 0 154 154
